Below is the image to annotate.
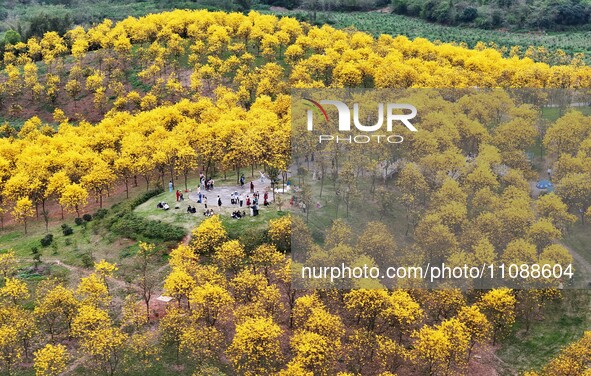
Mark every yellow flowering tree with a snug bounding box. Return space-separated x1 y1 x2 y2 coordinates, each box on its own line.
213 240 246 274
11 197 34 234
59 183 88 218
163 269 196 310
268 215 291 252
94 259 118 290
227 316 283 376
33 344 69 376
190 215 228 254
477 288 516 345
189 282 234 326
0 277 29 305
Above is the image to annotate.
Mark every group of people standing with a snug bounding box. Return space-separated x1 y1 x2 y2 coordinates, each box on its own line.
174 172 273 217
194 193 223 208
229 191 269 207
239 174 257 193
200 173 215 191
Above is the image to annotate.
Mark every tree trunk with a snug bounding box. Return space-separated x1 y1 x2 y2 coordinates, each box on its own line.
346 197 350 218
169 165 175 188
205 158 211 179
144 293 151 321
42 200 49 232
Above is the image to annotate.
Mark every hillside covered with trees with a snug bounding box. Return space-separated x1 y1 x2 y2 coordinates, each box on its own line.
0 7 590 376
390 0 591 30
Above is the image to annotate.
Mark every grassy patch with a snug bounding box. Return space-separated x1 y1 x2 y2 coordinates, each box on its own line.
126 66 153 92
0 226 54 258
0 185 184 286
134 189 200 231
563 222 591 265
0 217 135 286
0 231 21 244
293 176 411 247
0 115 27 130
541 105 591 122
497 292 591 374
221 208 285 240
119 242 141 259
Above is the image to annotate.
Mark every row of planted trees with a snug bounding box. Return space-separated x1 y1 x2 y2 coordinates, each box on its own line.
1 9 591 236
0 93 290 233
2 10 591 125
3 9 591 101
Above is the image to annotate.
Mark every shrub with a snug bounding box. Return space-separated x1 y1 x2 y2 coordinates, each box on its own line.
103 187 181 242
61 224 73 236
82 214 92 222
26 13 73 39
239 228 267 253
81 254 93 268
3 30 21 46
491 10 503 27
74 217 84 226
31 246 41 266
94 208 108 220
109 212 185 242
40 234 54 247
459 7 478 23
130 188 164 209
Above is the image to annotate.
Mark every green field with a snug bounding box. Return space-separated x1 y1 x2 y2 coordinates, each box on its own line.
497 291 591 374
2 2 591 64
272 10 591 62
0 1 219 33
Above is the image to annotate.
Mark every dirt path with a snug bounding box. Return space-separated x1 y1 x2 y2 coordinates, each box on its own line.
558 242 591 287
528 162 591 287
26 257 137 292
